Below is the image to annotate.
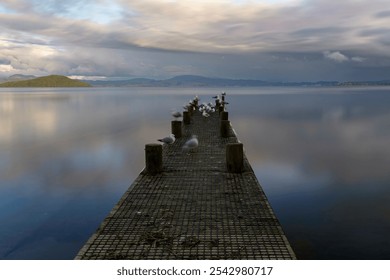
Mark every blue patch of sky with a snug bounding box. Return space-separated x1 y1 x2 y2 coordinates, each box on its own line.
0 0 124 24
56 1 123 24
0 4 14 14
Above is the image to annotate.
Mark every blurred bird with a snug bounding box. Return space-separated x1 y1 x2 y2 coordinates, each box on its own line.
172 111 182 119
157 134 175 144
182 135 198 153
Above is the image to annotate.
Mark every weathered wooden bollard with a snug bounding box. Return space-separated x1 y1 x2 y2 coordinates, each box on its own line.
171 120 182 138
145 144 163 174
183 111 191 124
226 143 244 173
188 105 194 115
221 111 229 121
220 120 230 138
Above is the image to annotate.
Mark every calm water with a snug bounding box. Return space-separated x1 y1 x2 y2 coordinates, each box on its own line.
1 87 389 260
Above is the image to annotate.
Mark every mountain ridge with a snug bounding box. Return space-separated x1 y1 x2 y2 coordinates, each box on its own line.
85 75 390 87
1 74 390 88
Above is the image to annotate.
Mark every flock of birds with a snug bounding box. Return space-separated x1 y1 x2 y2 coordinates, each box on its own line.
157 92 227 153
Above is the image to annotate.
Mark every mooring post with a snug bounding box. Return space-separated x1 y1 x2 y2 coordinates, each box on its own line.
188 105 194 115
226 143 244 173
145 144 163 174
183 111 190 124
220 120 230 138
171 120 182 138
221 111 229 121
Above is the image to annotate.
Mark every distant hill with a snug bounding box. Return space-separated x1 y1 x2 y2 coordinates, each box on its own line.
88 78 159 87
86 75 274 87
85 75 345 87
2 74 388 88
0 75 91 87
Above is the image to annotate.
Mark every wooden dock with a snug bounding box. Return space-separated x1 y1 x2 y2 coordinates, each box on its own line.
75 103 296 260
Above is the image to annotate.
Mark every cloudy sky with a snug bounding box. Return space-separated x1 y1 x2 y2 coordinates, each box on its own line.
1 0 390 81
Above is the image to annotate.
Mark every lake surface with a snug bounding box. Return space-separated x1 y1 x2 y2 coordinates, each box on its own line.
1 86 389 260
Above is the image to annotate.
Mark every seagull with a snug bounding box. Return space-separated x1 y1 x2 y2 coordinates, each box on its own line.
202 110 210 118
213 94 221 104
172 111 182 119
157 134 175 144
182 135 198 153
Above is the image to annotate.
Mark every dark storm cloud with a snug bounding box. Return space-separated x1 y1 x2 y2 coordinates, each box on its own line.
375 10 390 18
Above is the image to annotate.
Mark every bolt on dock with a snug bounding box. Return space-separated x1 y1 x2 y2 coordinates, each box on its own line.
75 97 296 260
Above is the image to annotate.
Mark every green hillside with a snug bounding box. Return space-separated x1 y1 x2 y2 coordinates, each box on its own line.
0 75 91 87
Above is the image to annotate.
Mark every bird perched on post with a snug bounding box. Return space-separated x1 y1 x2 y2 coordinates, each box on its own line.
182 135 198 153
172 111 182 119
157 134 175 144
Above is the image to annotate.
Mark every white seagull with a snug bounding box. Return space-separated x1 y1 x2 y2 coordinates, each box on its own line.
172 111 182 119
182 135 198 153
202 110 210 118
157 134 175 144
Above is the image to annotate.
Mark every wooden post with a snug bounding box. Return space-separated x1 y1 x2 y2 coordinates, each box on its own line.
226 143 243 173
188 105 193 115
220 120 230 138
145 144 162 174
221 111 229 121
183 111 190 124
215 99 220 108
218 105 224 114
171 120 182 138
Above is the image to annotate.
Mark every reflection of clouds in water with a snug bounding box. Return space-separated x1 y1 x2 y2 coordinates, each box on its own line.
321 107 345 122
234 111 390 185
3 135 132 193
253 162 331 196
1 111 171 195
71 142 126 170
0 96 15 141
0 120 13 141
0 95 63 143
30 109 58 135
0 95 15 113
0 108 58 141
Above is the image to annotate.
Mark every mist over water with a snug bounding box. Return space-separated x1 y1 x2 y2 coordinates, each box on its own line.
1 87 390 259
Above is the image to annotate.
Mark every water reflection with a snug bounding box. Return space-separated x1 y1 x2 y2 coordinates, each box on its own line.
0 87 390 259
228 91 390 259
